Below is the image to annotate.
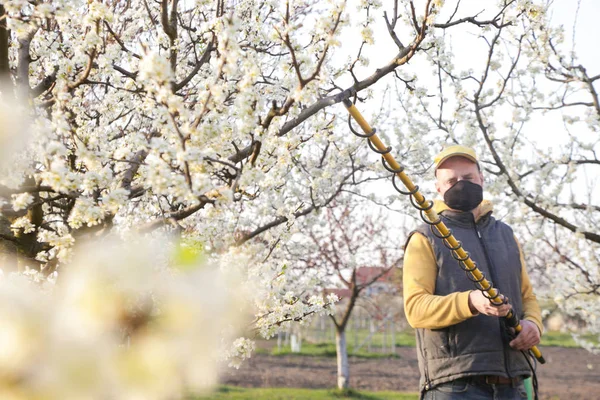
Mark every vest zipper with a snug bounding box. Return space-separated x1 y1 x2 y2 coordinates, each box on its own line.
474 222 512 379
420 330 433 391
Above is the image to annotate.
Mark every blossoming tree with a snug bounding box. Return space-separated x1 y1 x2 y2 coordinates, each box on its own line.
283 200 402 389
0 0 447 395
0 0 445 348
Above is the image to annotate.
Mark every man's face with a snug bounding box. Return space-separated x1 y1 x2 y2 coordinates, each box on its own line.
435 156 484 198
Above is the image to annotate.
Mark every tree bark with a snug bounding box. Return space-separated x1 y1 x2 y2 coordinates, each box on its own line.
335 328 350 390
0 5 9 78
391 320 396 354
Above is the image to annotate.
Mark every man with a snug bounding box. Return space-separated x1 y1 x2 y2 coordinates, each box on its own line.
403 145 543 399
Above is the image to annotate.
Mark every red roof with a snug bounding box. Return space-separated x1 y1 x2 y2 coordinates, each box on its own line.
355 267 395 285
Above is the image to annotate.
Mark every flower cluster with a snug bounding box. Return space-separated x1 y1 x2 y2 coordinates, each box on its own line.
0 236 249 399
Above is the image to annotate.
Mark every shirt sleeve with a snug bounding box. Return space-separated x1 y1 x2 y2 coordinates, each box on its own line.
515 237 544 335
403 232 476 329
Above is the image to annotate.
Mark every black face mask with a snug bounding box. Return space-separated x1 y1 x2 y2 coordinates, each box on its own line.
443 180 483 212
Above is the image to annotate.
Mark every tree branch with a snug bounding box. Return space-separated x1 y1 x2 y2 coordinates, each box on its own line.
277 34 425 138
235 170 357 246
174 41 214 92
140 198 214 232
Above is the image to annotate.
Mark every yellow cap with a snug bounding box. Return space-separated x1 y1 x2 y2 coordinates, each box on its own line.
434 145 478 171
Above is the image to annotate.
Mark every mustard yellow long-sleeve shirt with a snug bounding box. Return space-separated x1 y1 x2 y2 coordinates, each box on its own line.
403 201 543 334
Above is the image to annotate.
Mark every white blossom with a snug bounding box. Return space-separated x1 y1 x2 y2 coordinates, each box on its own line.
10 216 36 234
11 192 34 211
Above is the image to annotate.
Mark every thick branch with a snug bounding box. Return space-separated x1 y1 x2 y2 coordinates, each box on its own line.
0 232 19 244
0 5 9 78
228 143 255 164
160 0 178 74
31 66 58 97
120 149 148 191
69 50 97 90
174 41 214 92
335 280 360 331
17 29 37 93
140 198 214 232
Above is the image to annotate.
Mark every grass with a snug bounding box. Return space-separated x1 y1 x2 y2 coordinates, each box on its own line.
264 329 595 358
540 332 579 347
192 386 419 400
540 331 598 348
270 342 400 359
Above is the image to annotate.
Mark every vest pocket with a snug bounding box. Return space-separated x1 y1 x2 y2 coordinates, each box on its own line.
425 327 452 358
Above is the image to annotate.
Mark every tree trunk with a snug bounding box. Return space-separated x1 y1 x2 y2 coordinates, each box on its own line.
368 318 374 352
353 316 358 349
0 5 9 78
335 328 350 390
391 319 396 354
382 319 387 353
331 320 335 342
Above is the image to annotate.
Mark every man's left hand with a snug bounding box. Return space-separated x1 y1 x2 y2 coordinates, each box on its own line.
509 320 541 351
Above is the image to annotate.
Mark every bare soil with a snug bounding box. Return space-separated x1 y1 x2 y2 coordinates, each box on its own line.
221 345 600 399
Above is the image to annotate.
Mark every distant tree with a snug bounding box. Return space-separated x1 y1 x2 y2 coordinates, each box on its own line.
284 201 402 389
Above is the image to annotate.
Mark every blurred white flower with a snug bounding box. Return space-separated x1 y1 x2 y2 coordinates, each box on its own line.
0 235 249 399
0 82 31 172
139 52 173 85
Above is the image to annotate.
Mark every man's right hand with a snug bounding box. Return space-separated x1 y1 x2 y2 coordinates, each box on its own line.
468 290 511 317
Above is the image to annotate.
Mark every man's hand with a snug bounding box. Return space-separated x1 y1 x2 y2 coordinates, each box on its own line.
509 320 541 351
468 290 511 317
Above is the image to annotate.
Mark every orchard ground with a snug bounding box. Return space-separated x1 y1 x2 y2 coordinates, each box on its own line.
216 335 600 400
